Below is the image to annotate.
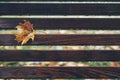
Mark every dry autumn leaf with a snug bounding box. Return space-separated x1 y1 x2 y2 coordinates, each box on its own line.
15 20 35 45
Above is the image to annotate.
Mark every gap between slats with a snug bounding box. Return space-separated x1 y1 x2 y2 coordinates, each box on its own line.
0 0 120 4
1 1 120 4
1 30 120 34
0 0 120 2
0 67 119 78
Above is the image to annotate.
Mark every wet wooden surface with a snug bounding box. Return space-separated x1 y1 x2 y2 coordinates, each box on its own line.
1 3 120 15
0 34 120 45
0 50 120 61
1 18 120 30
0 67 120 78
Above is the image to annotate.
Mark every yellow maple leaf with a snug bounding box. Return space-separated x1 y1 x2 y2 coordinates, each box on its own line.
15 20 35 45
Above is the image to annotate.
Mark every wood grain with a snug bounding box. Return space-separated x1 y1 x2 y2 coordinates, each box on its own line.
0 67 119 78
0 34 120 45
1 3 120 15
1 2 120 79
1 18 120 30
0 50 120 61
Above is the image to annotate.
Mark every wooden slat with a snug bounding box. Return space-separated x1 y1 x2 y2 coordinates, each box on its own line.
1 3 120 15
0 50 119 61
0 67 119 78
0 34 120 45
1 18 120 30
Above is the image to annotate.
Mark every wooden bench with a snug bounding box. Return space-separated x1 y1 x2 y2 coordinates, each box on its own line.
0 1 120 79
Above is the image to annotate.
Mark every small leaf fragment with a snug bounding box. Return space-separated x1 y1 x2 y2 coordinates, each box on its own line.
15 20 35 45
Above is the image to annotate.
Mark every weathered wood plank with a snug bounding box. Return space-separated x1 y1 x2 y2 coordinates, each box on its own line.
0 50 119 61
0 67 119 78
0 34 120 45
1 3 120 15
1 18 120 30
